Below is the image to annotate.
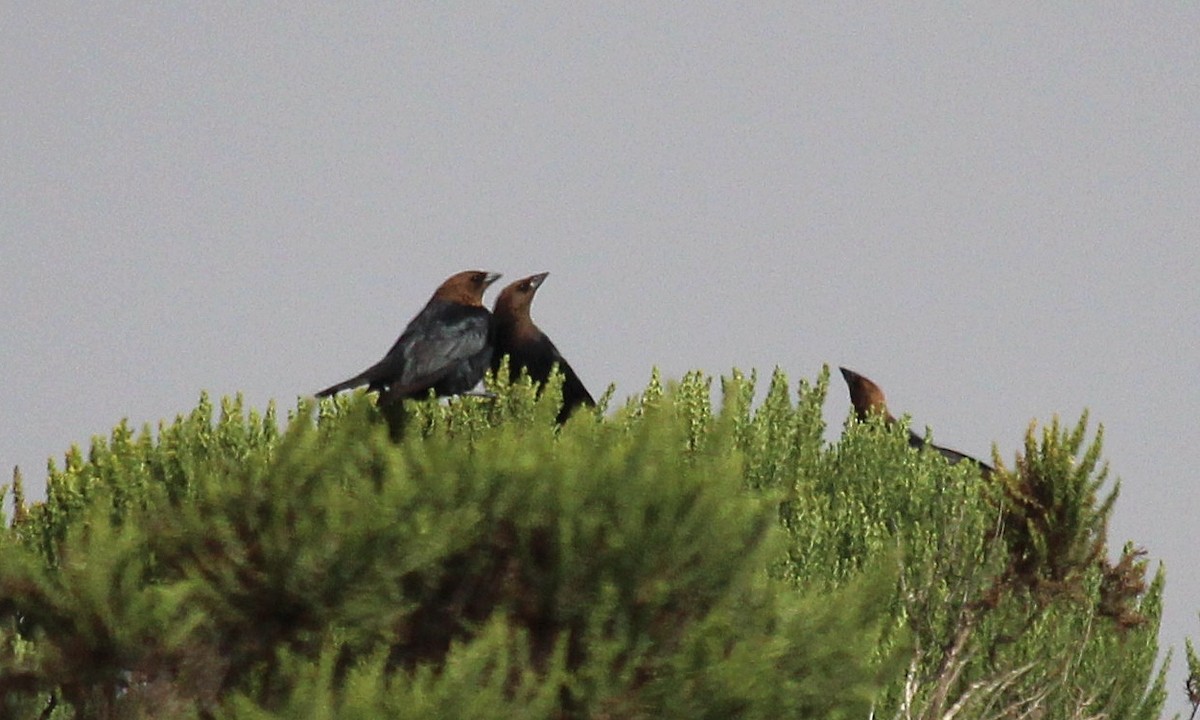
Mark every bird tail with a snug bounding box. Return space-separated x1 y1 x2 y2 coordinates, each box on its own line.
315 371 371 398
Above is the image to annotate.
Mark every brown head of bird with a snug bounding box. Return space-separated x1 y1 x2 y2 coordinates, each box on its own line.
493 272 549 329
838 366 895 422
433 270 503 306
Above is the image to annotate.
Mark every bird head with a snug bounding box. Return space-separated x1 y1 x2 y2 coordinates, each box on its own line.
493 272 549 321
838 367 893 421
435 270 502 306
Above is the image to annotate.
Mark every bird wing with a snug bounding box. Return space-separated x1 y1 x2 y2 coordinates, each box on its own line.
316 301 490 399
384 303 491 397
496 330 595 421
543 339 595 408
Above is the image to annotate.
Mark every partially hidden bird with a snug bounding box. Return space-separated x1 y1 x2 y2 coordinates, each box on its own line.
316 270 501 404
838 366 993 474
491 272 595 423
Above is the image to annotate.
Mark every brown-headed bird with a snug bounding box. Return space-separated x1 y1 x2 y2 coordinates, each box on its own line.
838 366 993 475
316 270 502 403
491 272 595 423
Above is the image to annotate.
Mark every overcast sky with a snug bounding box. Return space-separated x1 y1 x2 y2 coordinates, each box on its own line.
3 4 1197 711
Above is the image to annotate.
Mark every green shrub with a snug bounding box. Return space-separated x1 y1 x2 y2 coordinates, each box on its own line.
0 367 1169 719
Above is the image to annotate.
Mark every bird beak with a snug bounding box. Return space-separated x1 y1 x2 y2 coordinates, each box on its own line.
527 272 549 290
838 367 855 382
484 272 502 287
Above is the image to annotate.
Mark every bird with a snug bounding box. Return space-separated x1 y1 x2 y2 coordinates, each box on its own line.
316 270 502 404
838 366 993 474
491 272 595 423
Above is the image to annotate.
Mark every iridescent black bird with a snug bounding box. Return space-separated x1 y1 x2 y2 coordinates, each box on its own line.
491 272 595 423
316 270 501 403
839 366 993 475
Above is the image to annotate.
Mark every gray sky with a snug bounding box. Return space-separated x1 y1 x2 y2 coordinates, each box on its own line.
3 4 1197 711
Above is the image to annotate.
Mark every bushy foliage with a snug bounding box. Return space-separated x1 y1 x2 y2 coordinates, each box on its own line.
0 368 1170 719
